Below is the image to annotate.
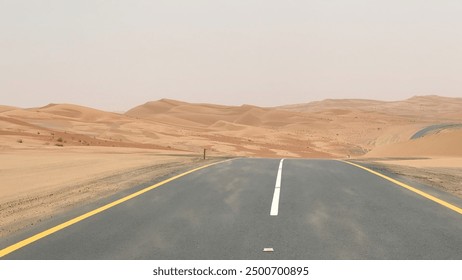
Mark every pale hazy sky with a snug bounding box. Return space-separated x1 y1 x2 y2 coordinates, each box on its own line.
1 1 461 110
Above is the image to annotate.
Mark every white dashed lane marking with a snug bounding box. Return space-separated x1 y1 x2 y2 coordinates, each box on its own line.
270 159 284 216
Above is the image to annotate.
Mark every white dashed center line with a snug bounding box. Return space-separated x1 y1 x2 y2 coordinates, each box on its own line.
270 159 284 216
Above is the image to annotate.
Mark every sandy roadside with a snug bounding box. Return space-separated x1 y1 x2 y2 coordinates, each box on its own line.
0 147 226 238
353 157 462 199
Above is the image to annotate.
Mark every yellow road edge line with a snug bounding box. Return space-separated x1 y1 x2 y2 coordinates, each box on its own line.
0 159 234 258
339 160 462 215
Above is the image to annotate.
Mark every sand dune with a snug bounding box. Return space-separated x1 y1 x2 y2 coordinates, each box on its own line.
33 103 124 122
209 120 247 131
1 95 462 159
366 128 462 158
280 98 386 112
0 105 19 113
281 95 462 117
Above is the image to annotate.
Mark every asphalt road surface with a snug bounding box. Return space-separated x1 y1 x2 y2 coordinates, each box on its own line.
411 123 462 139
2 158 462 259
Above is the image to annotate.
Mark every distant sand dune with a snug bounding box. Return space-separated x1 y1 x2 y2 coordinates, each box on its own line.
0 105 19 113
1 95 462 158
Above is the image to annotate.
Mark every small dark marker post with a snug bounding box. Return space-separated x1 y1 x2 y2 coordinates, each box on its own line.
203 149 206 160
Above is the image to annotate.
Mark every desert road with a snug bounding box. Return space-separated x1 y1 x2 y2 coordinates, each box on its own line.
1 158 462 259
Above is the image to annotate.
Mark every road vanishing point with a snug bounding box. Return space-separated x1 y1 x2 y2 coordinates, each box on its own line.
1 158 462 259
